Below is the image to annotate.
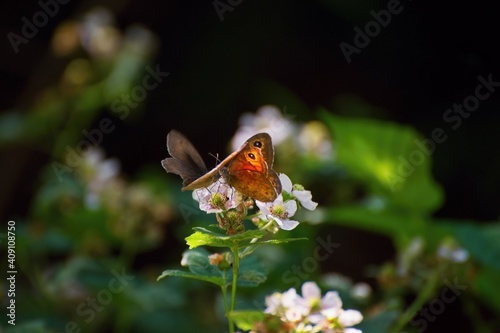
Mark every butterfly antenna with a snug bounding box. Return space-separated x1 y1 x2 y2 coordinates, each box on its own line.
209 152 221 167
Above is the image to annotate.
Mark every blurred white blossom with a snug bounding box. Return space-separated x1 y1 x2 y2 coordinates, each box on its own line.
350 282 372 300
231 105 295 150
437 242 469 263
264 281 363 333
298 121 333 161
79 148 120 209
78 7 121 59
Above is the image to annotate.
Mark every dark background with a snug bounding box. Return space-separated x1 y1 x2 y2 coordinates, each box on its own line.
2 0 499 223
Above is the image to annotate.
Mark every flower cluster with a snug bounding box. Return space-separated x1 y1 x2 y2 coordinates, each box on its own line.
262 281 363 333
189 106 325 234
76 148 172 250
192 173 317 233
255 174 317 232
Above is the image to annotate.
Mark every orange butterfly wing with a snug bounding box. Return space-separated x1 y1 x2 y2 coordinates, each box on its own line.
162 131 281 202
221 133 281 202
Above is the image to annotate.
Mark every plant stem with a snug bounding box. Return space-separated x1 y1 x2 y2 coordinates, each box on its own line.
391 266 444 332
228 245 240 333
222 271 229 314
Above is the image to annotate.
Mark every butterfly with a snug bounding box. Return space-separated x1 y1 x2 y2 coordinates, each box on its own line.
161 130 281 202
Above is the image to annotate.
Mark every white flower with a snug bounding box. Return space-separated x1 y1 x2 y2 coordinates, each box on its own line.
301 282 363 332
265 288 309 323
280 174 318 211
256 195 299 231
231 105 294 150
264 292 283 315
302 282 343 324
263 282 364 333
281 288 309 322
319 299 363 333
298 121 334 161
192 179 242 213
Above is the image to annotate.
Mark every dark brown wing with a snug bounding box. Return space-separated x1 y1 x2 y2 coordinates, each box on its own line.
161 130 208 187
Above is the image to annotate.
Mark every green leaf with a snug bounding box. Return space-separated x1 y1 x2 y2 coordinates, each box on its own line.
157 248 226 287
356 310 400 333
325 205 425 237
473 266 500 312
185 227 266 249
157 269 225 287
228 311 267 331
240 237 308 258
451 222 500 271
235 270 267 287
181 248 223 277
258 237 308 245
228 254 268 287
320 110 443 213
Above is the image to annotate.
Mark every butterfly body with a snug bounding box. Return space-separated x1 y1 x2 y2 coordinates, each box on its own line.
162 130 281 202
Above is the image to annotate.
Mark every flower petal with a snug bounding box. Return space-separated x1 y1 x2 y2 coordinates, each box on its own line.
302 281 321 300
321 291 342 310
339 309 363 326
279 173 293 193
279 218 300 231
294 190 318 210
283 199 298 217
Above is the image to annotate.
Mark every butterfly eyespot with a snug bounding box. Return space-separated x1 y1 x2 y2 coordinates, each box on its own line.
253 141 262 148
248 153 256 160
